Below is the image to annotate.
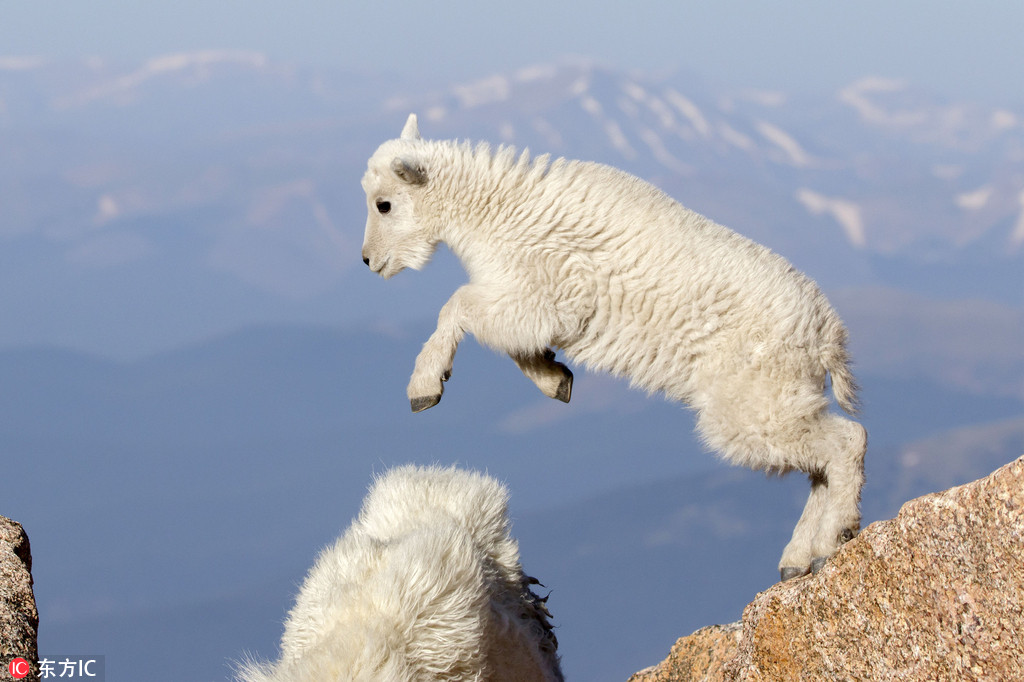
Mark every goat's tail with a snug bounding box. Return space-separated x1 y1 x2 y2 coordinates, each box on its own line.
822 323 860 416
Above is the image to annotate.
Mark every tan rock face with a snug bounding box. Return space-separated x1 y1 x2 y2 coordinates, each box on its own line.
628 624 741 682
1 516 39 681
631 456 1024 681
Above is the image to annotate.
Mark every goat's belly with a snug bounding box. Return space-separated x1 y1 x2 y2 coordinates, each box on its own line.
563 324 704 403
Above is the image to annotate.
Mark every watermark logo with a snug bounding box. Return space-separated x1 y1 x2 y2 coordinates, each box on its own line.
8 658 30 679
6 656 105 680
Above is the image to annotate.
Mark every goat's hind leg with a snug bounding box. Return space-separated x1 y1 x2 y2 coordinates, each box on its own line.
779 471 829 581
778 415 866 579
513 349 573 403
808 416 867 571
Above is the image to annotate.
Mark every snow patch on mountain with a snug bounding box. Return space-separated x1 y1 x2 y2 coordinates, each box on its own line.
839 76 928 127
717 123 756 152
664 89 711 137
578 92 637 158
515 64 559 83
756 121 815 167
57 49 270 108
453 74 511 108
0 56 47 71
796 189 866 247
991 109 1019 133
603 119 636 159
638 127 693 175
956 186 994 210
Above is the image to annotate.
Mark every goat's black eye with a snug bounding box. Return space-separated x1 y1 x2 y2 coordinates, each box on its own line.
376 200 391 214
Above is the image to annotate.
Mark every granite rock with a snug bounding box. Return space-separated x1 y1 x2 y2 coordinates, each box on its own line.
628 623 741 682
630 456 1024 681
1 516 39 682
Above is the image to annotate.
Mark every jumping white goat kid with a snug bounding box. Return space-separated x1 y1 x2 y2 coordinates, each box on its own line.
236 465 562 682
361 115 867 580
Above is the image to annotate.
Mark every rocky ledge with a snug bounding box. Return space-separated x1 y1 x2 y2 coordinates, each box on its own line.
630 456 1024 681
1 515 39 681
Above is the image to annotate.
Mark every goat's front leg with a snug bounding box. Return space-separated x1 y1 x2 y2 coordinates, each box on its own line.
512 349 573 403
407 289 469 412
408 283 574 412
410 284 512 411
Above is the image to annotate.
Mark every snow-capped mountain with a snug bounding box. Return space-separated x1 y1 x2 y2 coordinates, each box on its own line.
5 53 1024 257
1 54 1021 361
388 61 1024 259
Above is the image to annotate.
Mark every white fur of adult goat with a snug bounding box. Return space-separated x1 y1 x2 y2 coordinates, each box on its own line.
361 114 867 579
236 464 562 682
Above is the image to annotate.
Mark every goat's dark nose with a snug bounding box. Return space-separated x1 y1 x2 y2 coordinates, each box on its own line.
363 256 370 266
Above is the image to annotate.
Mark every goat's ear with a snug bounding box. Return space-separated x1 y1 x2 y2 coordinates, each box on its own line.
391 157 428 185
400 113 421 141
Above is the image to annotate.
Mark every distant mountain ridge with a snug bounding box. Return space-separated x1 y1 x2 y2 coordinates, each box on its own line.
395 60 1024 258
3 53 1023 259
2 52 1021 390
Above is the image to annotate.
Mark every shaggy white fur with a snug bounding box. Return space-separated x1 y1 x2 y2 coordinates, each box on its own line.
361 114 867 578
236 465 562 682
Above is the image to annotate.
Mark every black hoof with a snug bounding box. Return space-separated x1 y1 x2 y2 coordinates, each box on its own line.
780 566 809 582
410 395 441 413
840 528 856 543
810 557 828 574
554 367 573 403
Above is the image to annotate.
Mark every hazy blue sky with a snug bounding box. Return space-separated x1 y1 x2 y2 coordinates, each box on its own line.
2 1 1023 101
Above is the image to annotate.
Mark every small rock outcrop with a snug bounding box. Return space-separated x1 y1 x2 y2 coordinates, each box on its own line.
630 456 1024 681
1 516 39 682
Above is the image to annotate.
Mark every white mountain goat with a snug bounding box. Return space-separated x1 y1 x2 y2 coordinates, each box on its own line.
236 464 562 682
361 114 867 580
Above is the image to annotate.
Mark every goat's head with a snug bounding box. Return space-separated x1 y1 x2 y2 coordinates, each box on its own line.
360 114 437 279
